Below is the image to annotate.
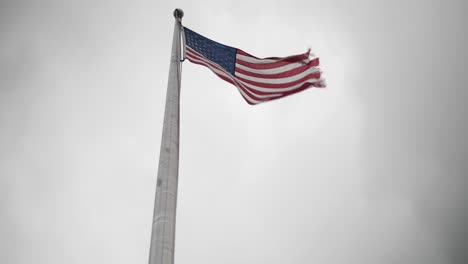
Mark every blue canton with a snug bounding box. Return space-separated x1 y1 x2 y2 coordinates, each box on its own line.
184 27 237 75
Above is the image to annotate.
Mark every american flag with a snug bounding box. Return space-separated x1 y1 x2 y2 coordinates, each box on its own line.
183 27 325 105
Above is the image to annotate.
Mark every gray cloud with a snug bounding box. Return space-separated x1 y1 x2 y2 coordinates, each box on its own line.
1 0 467 264
347 1 468 262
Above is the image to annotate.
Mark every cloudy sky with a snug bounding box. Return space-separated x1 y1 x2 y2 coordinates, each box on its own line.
1 0 467 263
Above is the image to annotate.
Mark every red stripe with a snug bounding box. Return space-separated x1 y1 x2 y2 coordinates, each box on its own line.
186 47 321 104
236 71 322 89
186 56 257 105
235 60 320 79
312 82 326 88
187 49 291 97
237 49 310 61
186 49 284 103
235 49 312 70
187 48 321 96
235 56 311 70
187 53 282 100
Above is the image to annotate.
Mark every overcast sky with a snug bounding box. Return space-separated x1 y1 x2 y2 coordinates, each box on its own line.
1 0 467 264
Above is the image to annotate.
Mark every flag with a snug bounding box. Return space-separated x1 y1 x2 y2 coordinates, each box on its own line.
183 27 325 105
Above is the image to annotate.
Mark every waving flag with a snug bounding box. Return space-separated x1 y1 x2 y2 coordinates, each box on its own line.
183 27 325 105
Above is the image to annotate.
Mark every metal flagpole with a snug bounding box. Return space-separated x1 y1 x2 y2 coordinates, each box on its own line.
149 9 184 264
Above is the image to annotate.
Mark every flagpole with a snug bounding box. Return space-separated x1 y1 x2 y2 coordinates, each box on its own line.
149 9 183 264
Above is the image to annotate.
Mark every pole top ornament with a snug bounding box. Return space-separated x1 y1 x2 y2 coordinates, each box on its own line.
173 9 184 20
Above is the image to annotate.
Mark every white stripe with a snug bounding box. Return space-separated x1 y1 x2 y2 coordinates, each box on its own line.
186 55 258 104
187 53 282 100
238 76 324 93
235 67 321 84
187 48 322 95
235 58 312 75
186 51 283 103
236 52 315 65
236 54 278 64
